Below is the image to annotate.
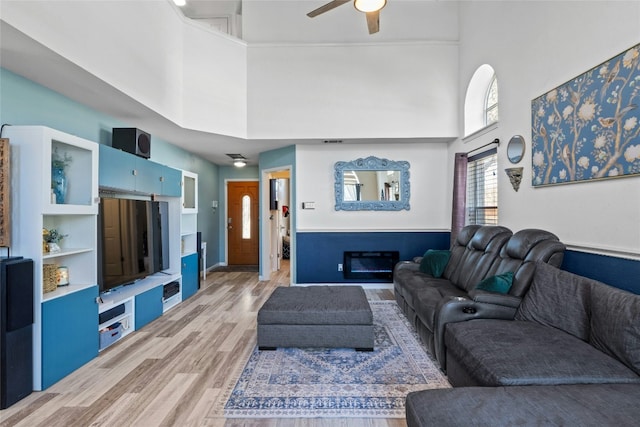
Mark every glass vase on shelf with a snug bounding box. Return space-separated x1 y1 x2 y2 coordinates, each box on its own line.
51 166 67 204
51 147 72 204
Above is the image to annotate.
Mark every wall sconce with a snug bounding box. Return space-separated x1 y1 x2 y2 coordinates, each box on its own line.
505 167 524 192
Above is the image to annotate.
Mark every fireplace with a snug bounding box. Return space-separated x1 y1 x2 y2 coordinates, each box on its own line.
344 251 400 281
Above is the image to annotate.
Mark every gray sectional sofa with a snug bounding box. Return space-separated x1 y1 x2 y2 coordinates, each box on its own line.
396 226 640 426
406 383 640 426
393 225 566 367
406 261 640 426
444 261 640 387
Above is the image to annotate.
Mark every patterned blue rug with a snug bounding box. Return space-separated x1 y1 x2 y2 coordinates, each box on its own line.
221 301 451 418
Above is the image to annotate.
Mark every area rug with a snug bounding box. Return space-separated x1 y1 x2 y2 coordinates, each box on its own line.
220 301 451 418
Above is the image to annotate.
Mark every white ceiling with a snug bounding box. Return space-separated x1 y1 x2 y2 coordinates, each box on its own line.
0 0 458 166
180 0 459 44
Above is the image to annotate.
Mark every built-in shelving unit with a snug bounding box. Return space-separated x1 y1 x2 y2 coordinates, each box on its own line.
6 126 99 390
180 170 199 257
180 170 199 300
6 126 187 390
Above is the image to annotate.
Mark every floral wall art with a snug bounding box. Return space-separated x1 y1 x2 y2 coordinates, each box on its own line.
531 43 640 186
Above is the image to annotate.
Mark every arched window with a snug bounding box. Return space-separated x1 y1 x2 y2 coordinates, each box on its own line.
464 65 499 136
485 75 499 126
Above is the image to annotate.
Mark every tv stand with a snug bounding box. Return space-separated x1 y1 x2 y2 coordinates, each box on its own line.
98 272 181 350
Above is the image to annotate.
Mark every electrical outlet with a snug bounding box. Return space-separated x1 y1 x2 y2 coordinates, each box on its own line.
338 263 343 272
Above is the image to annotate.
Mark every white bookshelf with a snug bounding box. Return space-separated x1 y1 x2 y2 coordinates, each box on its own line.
6 125 99 390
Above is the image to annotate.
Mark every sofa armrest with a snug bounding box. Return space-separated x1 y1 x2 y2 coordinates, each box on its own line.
433 295 521 370
468 289 522 308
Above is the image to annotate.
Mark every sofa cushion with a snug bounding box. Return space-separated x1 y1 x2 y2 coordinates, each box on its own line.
589 282 640 376
515 262 591 341
397 272 450 309
445 319 640 386
443 226 512 291
405 384 640 427
413 282 466 331
393 261 421 299
485 229 566 297
475 271 514 294
418 249 450 277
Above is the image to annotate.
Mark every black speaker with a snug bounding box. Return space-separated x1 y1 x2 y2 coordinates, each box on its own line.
1 257 34 409
112 128 151 159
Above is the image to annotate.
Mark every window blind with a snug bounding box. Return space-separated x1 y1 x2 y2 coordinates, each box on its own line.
467 148 498 225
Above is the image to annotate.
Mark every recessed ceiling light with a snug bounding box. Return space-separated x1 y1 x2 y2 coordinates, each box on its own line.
227 153 248 167
173 0 186 7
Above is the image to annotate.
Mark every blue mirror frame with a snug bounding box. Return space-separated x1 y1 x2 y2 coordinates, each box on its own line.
334 156 411 211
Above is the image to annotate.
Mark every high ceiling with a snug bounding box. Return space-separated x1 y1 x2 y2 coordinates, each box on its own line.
0 1 458 166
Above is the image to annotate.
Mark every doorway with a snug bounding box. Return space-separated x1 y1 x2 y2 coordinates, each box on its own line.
262 168 292 282
227 181 259 265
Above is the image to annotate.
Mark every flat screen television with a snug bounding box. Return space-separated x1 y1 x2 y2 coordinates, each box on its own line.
97 197 170 293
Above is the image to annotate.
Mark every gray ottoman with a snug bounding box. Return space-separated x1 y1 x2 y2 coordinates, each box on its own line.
257 285 374 351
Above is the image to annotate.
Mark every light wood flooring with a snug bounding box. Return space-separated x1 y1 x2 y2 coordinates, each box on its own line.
0 262 406 427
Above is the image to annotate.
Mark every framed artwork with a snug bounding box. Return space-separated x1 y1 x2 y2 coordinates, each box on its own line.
531 43 640 186
0 139 9 247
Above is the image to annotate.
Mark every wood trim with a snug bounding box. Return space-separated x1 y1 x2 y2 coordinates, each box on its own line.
0 138 10 247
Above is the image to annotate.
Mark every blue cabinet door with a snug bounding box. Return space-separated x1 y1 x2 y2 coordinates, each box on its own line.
135 286 163 330
181 253 199 300
134 158 163 195
99 144 180 196
98 144 135 190
41 286 98 389
162 166 183 197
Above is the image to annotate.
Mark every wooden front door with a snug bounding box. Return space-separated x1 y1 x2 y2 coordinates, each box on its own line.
227 181 259 265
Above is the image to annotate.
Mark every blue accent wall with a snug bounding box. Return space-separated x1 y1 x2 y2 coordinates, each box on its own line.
562 250 640 295
297 231 640 294
296 231 449 283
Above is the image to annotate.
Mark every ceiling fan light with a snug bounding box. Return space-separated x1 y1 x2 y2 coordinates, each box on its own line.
234 159 247 167
354 0 386 13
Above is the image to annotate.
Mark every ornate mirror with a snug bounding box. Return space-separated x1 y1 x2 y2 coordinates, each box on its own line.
334 156 410 211
507 135 526 164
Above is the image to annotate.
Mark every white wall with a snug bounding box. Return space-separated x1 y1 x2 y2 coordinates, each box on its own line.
455 1 640 257
296 143 450 231
181 22 247 136
1 0 247 138
247 42 459 139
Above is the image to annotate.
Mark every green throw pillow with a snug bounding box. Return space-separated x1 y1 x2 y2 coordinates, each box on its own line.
476 271 515 294
419 249 451 278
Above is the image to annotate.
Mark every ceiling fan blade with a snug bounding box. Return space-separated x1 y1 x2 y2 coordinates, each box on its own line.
365 11 380 34
307 0 351 18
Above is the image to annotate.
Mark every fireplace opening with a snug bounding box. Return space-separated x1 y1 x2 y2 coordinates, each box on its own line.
344 251 400 281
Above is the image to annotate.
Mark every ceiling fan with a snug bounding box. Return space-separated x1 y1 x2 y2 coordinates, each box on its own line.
307 0 387 34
